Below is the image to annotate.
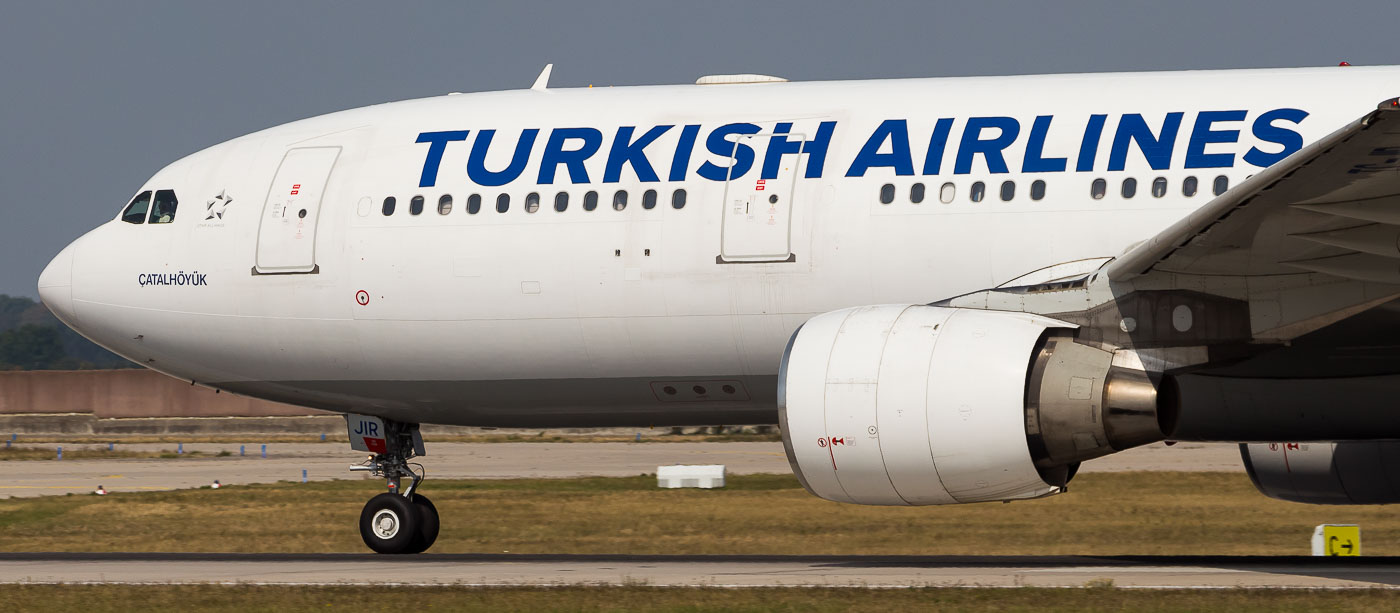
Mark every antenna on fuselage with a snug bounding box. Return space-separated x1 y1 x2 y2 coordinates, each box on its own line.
531 64 554 91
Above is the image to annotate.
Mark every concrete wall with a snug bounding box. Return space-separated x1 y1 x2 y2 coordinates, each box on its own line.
0 370 330 418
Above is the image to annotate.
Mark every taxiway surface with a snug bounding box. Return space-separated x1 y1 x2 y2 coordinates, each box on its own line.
0 552 1390 588
0 441 1242 497
0 441 1241 498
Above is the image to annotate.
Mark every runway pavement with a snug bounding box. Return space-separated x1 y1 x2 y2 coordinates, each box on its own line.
0 440 1242 498
0 552 1391 588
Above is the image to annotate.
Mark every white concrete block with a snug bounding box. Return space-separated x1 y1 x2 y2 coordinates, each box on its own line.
657 464 726 488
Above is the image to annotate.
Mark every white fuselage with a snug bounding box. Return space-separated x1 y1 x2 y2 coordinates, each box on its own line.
38 66 1400 426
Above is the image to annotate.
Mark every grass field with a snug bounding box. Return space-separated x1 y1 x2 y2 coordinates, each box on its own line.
0 471 1396 555
0 585 1396 613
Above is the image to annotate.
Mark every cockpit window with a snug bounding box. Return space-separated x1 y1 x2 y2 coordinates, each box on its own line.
122 191 152 224
149 190 178 224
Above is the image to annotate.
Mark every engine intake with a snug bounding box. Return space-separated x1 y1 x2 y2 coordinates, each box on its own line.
779 305 1167 506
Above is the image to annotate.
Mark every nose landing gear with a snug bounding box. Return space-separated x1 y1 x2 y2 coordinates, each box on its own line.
349 419 439 554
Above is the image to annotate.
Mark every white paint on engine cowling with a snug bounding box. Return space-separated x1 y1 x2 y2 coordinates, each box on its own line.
780 305 1074 505
1241 442 1400 504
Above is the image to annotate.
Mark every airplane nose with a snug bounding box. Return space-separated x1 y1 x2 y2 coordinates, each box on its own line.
37 241 76 326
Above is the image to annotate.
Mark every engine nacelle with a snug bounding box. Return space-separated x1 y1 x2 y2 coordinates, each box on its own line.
779 305 1166 505
1242 442 1400 504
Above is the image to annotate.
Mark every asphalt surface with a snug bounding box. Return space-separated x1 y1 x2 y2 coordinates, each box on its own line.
0 441 1242 498
0 552 1390 588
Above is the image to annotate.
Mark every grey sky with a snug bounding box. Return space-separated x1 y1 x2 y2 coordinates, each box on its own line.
2 1 1398 299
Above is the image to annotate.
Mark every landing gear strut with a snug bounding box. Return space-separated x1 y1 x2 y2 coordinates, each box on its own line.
350 419 439 554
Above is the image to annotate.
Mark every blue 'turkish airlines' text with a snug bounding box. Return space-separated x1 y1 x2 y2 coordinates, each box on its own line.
415 110 1308 188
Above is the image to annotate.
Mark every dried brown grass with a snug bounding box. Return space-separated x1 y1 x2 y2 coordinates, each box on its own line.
0 472 1396 556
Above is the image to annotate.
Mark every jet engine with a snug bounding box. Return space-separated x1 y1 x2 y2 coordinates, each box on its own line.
1241 441 1400 504
779 305 1167 505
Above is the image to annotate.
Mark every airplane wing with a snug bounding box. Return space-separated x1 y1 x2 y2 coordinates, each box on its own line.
945 98 1400 356
1108 98 1400 284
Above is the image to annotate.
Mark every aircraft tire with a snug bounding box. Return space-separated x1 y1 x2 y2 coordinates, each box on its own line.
360 492 420 554
405 494 440 554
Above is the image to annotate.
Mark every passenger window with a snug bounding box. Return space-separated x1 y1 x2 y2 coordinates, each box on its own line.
437 194 453 215
1122 178 1137 198
672 189 687 209
639 189 656 210
382 196 396 216
496 193 510 213
409 195 424 216
467 194 481 215
1090 179 1106 200
1000 181 1015 201
1031 180 1046 201
613 190 628 211
525 192 540 213
554 192 568 212
879 183 895 204
1213 175 1229 196
910 183 925 204
1148 177 1170 198
584 190 599 211
121 191 152 224
939 182 955 203
1183 176 1198 197
970 181 985 203
148 190 178 224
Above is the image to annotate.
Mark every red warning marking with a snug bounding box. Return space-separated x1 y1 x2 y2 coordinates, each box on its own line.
830 437 845 446
817 438 828 448
290 183 302 195
1285 443 1301 450
363 437 386 454
355 290 370 306
755 178 766 191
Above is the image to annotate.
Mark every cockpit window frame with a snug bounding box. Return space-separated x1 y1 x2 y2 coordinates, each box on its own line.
148 189 178 224
121 191 153 224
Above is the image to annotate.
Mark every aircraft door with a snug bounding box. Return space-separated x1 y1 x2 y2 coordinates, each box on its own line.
719 133 802 263
254 147 341 274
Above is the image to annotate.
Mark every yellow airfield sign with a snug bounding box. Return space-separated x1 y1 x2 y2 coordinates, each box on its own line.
1312 524 1360 557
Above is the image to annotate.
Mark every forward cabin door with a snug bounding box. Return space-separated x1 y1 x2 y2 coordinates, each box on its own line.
254 147 341 274
719 133 802 263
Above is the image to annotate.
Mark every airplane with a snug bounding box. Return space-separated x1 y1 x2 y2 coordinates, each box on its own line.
36 64 1400 554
